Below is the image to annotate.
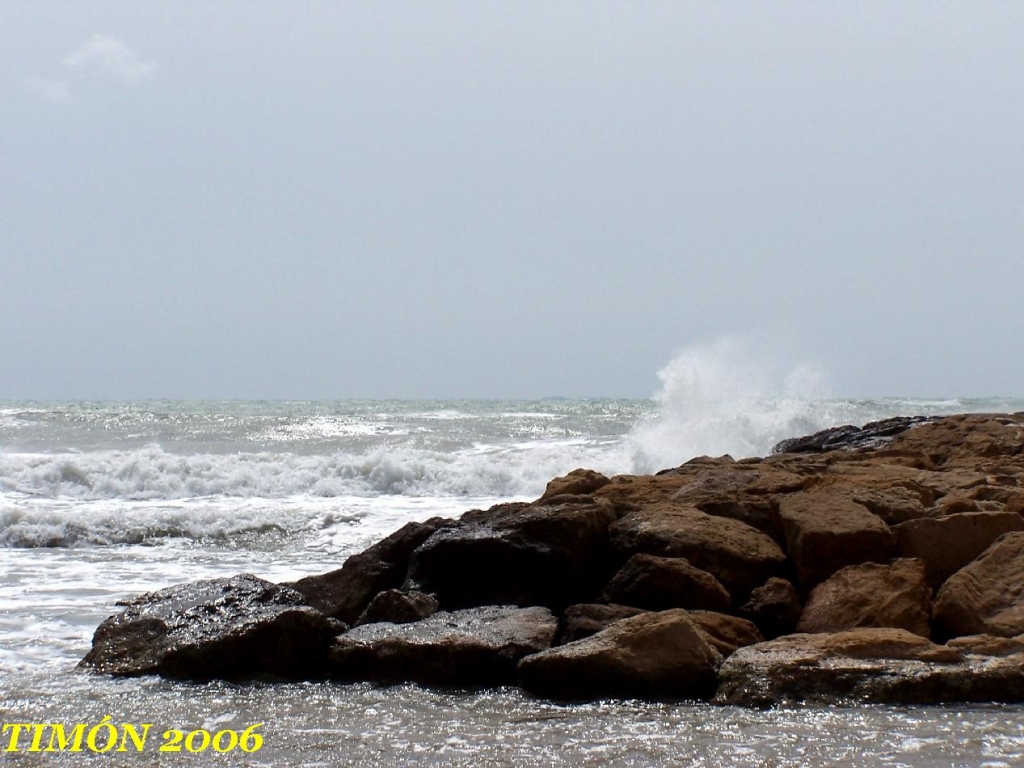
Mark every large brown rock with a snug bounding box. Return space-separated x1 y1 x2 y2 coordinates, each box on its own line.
739 577 803 639
599 554 731 612
933 531 1024 639
947 634 1024 656
518 609 723 701
560 603 649 644
808 471 933 525
711 628 1024 707
893 510 1024 588
796 558 932 637
608 504 786 599
329 605 557 687
404 497 617 610
687 611 764 657
540 468 610 500
888 413 1024 468
776 490 896 589
287 518 450 624
80 574 343 681
598 461 808 538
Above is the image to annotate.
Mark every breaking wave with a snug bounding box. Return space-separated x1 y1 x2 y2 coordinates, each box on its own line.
0 440 632 503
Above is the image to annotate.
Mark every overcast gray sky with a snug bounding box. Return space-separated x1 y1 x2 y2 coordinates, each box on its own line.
2 2 1022 400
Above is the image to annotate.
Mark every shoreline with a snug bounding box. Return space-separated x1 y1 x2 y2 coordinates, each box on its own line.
80 412 1024 707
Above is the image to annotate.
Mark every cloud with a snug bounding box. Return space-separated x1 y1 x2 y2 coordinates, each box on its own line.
63 35 156 83
25 75 71 104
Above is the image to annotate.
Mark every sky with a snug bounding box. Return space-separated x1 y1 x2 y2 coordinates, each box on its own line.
2 1 1023 400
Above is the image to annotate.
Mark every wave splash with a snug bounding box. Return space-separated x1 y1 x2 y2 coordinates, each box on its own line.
628 337 844 472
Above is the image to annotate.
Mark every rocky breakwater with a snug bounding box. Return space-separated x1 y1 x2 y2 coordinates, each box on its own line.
81 413 1024 706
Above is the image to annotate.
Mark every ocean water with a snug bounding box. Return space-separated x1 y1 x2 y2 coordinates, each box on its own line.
3 385 1024 765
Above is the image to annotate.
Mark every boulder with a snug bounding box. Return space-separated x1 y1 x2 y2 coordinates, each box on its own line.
355 589 438 626
518 609 723 701
560 603 649 643
687 611 764 657
667 463 809 538
947 634 1024 656
329 606 557 687
80 574 343 681
608 504 786 599
404 497 617 610
796 559 932 637
540 468 610 500
888 413 1024 468
598 462 808 538
933 531 1024 639
599 553 731 613
776 491 896 589
893 510 1024 588
772 416 935 454
287 518 450 624
711 628 1024 707
739 577 803 639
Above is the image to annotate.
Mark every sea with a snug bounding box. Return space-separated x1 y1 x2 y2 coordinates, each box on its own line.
4 387 1024 765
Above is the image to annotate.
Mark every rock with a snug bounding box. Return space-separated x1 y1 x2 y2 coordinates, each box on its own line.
287 518 450 624
608 504 786 599
598 462 808 539
80 574 343 681
355 589 438 626
776 491 896 589
599 553 731 612
329 605 557 687
709 628 1024 707
560 603 649 643
772 416 935 454
933 532 1024 639
888 413 1024 468
796 559 932 637
687 611 764 657
739 577 803 639
947 634 1024 656
518 609 723 701
804 474 933 525
540 468 610 500
405 497 617 610
893 510 1024 588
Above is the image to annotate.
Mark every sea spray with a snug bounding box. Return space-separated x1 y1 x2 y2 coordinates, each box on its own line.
628 337 843 472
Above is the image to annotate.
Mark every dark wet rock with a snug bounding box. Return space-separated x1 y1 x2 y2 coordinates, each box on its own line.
540 468 610 500
933 531 1024 639
80 574 343 681
687 611 764 657
708 628 1024 707
893 510 1024 589
518 609 722 701
599 553 731 612
772 416 935 455
608 504 786 600
796 559 932 637
404 497 617 610
739 577 803 639
559 603 649 643
355 589 439 626
287 518 450 624
776 491 896 589
329 605 557 686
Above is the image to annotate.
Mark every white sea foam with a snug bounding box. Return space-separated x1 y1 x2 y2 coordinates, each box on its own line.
0 438 631 506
